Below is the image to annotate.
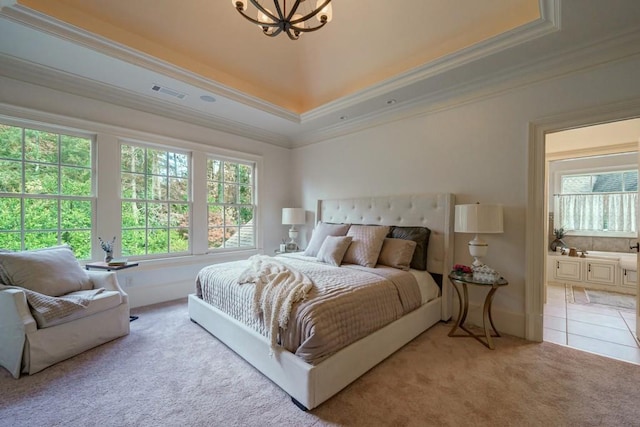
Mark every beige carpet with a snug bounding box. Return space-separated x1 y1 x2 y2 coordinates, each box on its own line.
2 298 640 427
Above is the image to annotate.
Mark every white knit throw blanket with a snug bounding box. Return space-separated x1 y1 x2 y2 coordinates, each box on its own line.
237 255 313 353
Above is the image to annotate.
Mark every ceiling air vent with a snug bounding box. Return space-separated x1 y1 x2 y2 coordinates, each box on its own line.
151 84 187 100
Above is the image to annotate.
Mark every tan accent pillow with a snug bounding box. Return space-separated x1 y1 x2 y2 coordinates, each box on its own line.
317 236 353 266
342 225 390 268
377 238 417 270
0 246 91 296
303 222 351 257
389 226 431 271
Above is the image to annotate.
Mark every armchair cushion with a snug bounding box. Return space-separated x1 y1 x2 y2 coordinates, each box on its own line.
33 289 123 328
0 246 91 297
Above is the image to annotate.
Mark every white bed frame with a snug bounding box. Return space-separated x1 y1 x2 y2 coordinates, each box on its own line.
188 193 454 410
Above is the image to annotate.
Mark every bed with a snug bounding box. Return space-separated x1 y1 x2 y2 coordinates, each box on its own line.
188 193 454 410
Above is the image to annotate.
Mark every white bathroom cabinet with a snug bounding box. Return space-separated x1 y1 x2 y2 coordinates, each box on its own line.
553 258 581 281
585 260 617 286
622 268 638 288
547 254 636 295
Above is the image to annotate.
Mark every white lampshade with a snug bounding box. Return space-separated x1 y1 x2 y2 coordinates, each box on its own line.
282 208 305 225
454 203 503 268
454 204 504 234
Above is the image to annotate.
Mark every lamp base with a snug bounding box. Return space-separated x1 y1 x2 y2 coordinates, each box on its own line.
469 234 489 268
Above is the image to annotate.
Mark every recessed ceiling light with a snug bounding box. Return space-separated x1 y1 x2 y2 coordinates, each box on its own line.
386 99 397 105
200 95 216 103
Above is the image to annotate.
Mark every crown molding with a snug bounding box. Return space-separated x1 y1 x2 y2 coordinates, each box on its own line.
2 0 639 151
294 27 640 147
0 53 291 148
301 0 561 123
0 3 299 124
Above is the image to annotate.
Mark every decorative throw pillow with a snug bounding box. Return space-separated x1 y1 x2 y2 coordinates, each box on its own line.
377 238 417 271
388 226 431 271
342 225 390 268
0 245 91 296
303 222 351 257
317 236 353 266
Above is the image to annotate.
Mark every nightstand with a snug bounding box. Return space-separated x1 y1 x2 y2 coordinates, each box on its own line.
447 272 508 349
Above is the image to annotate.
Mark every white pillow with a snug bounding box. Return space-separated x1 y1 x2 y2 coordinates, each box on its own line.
317 236 353 266
342 225 390 268
377 238 417 270
303 222 351 257
0 246 91 296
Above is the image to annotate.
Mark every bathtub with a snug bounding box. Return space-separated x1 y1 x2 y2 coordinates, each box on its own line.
584 251 637 271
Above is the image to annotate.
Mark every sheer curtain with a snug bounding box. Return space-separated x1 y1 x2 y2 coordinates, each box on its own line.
555 193 637 232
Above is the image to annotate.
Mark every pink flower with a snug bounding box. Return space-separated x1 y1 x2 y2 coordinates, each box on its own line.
453 264 472 274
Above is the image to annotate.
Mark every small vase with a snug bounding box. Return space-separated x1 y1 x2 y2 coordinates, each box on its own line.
104 251 113 263
550 238 566 252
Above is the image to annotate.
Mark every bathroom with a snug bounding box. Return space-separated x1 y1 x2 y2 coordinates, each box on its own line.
543 117 640 363
547 149 638 296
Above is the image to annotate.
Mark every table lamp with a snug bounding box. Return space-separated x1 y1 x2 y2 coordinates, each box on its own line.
454 203 504 268
282 208 305 247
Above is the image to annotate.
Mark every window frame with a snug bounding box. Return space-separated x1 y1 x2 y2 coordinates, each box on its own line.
0 117 96 259
553 163 638 238
0 111 263 264
119 139 193 260
206 154 257 252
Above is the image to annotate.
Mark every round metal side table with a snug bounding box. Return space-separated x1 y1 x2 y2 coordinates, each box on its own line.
447 272 508 349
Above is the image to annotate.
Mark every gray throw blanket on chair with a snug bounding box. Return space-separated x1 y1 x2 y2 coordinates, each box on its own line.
0 284 104 324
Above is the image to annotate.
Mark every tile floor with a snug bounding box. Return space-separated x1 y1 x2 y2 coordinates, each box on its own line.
543 283 640 364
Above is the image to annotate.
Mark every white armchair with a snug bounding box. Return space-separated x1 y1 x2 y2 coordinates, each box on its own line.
0 247 130 378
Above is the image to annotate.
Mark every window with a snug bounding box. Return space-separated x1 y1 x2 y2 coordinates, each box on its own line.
0 114 260 263
0 123 93 258
121 143 190 257
206 158 255 250
556 170 638 233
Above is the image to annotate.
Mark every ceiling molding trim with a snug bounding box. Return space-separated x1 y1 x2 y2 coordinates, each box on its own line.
0 4 300 124
0 0 17 10
0 54 291 148
546 142 637 161
301 0 561 123
294 28 640 147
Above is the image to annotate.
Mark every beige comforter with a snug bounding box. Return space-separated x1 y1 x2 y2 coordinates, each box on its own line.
195 254 422 364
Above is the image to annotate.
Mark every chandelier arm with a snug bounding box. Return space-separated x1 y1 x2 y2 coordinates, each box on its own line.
285 27 300 40
264 26 284 37
283 0 303 21
248 0 282 23
290 20 327 33
290 0 331 24
235 8 281 28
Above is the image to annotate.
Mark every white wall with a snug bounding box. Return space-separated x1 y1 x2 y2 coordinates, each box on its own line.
291 56 640 338
0 76 292 308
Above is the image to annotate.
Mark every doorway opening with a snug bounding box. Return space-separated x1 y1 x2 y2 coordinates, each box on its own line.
543 118 640 363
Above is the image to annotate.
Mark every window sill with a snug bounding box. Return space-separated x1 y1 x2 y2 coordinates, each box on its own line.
83 249 261 271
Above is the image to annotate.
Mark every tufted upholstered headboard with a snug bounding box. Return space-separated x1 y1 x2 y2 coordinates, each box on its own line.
316 194 455 276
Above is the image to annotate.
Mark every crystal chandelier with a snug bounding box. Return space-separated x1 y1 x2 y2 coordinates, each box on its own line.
232 0 333 40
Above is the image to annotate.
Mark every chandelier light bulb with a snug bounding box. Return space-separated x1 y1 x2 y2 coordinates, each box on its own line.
316 0 332 23
257 8 274 24
233 0 248 11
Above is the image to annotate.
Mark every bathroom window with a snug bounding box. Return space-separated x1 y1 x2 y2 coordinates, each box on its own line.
555 170 638 233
